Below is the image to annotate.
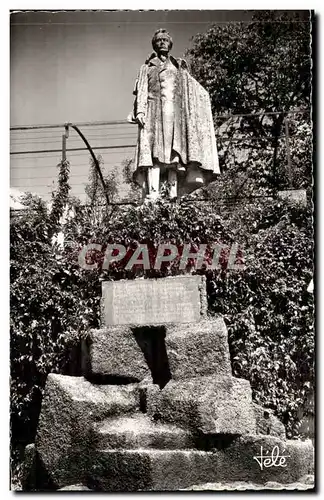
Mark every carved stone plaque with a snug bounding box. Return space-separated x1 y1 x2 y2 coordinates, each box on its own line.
101 276 206 326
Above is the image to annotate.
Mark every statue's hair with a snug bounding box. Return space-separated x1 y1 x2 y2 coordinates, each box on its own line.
152 29 173 51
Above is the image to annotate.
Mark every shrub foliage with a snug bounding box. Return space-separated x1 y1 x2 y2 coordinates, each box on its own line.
11 168 314 449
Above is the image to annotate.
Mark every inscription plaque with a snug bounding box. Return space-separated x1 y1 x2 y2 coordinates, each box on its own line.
101 276 206 326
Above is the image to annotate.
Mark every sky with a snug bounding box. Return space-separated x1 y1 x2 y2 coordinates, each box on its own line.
10 10 259 202
10 10 257 126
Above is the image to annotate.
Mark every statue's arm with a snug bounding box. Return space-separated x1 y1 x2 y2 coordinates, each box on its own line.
134 64 148 125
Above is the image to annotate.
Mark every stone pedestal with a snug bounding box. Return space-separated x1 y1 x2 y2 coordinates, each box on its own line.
33 276 314 491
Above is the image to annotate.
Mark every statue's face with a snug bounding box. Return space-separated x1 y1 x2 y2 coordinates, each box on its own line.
154 33 172 55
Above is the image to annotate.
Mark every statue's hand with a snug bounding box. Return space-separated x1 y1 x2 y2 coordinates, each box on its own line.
178 58 189 70
136 113 145 128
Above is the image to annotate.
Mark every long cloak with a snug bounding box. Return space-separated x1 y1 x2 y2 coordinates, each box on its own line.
128 55 220 190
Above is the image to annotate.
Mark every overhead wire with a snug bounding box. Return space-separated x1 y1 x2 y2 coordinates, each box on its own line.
11 150 133 160
10 110 310 198
10 144 135 155
11 172 96 180
10 133 137 144
10 107 310 131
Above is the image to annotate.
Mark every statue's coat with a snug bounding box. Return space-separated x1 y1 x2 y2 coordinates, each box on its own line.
129 54 220 187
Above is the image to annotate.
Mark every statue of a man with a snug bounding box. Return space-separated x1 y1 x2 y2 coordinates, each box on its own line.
128 29 220 200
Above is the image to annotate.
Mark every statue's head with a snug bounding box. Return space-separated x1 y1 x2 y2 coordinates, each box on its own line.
152 29 173 55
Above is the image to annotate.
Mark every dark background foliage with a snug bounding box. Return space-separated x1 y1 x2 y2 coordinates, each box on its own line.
187 10 312 197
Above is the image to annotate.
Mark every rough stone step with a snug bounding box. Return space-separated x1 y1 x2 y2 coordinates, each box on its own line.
35 374 140 488
165 317 232 380
92 413 194 450
82 317 231 385
90 449 221 491
146 375 257 435
89 437 314 491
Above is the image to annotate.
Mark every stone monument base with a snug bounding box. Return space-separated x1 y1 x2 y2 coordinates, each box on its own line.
90 438 313 492
28 276 314 491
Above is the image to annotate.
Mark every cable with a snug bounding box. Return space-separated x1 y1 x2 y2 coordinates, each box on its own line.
10 125 135 136
10 133 294 156
10 144 135 155
215 108 310 119
10 132 138 142
10 108 310 131
10 120 130 131
11 149 132 160
10 137 137 147
12 183 91 189
9 193 280 213
10 133 285 147
11 172 95 181
11 163 95 170
11 132 300 156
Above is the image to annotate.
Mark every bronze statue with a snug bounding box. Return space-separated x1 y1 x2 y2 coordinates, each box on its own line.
128 29 220 200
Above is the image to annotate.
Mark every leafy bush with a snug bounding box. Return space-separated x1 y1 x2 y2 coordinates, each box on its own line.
208 198 314 436
10 165 102 452
186 11 311 195
11 179 313 453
